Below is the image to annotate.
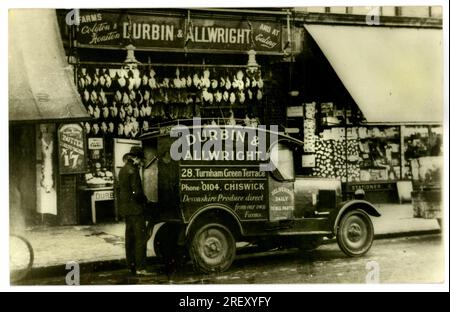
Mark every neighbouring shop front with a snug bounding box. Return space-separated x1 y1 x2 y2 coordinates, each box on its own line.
285 22 443 204
9 9 91 228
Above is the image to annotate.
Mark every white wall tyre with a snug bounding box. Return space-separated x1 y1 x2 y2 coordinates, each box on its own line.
189 223 236 274
337 209 374 257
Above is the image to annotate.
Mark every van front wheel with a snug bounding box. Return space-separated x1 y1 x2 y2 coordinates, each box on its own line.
189 223 236 274
337 209 374 257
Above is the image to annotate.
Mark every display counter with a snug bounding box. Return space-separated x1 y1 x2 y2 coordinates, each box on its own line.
78 185 116 224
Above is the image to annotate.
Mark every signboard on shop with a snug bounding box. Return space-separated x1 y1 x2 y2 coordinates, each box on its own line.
58 124 86 174
286 106 304 117
88 137 104 150
76 10 283 53
94 190 114 201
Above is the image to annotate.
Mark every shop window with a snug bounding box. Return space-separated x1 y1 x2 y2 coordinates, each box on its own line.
402 125 443 180
312 126 401 182
78 64 266 140
270 143 295 181
354 126 400 182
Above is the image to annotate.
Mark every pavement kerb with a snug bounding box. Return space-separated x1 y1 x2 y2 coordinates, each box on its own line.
13 228 441 283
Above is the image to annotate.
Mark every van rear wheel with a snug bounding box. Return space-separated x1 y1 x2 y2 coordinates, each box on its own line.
337 209 374 257
189 223 236 274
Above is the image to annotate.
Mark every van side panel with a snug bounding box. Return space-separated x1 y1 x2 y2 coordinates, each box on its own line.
179 162 268 223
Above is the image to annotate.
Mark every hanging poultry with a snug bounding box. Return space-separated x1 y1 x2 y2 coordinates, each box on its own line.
201 69 211 89
108 122 115 135
100 122 108 135
148 69 158 89
84 122 91 135
109 101 119 120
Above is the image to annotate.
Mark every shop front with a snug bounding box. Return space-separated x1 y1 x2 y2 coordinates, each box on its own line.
59 8 301 224
51 8 443 224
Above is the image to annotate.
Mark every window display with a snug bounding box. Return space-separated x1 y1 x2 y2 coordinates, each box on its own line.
402 125 443 179
310 126 401 182
358 126 400 181
84 137 114 187
77 65 266 139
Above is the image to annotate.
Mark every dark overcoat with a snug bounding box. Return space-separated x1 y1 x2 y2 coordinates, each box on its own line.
118 160 146 216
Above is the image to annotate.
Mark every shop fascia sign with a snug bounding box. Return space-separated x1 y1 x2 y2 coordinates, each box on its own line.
76 10 283 53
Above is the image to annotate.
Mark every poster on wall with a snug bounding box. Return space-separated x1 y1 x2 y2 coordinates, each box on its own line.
58 124 87 174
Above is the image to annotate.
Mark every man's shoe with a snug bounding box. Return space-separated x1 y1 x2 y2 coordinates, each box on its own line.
136 269 155 276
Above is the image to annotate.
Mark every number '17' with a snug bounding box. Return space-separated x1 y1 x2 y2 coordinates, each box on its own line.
62 148 79 168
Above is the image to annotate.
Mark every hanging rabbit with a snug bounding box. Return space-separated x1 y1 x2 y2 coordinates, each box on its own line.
41 135 54 193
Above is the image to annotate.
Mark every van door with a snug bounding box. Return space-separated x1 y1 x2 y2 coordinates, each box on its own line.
268 143 295 222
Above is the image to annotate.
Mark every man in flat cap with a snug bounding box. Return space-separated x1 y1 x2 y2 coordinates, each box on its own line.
118 146 152 276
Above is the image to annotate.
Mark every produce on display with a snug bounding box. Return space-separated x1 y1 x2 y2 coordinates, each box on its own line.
78 66 265 138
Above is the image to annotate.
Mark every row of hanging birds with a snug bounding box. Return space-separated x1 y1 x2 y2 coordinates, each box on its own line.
83 109 258 139
78 67 264 137
83 97 204 121
84 118 147 139
78 67 264 92
78 67 265 113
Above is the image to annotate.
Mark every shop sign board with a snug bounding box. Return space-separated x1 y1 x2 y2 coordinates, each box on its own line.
346 182 397 192
76 10 282 53
94 190 115 201
58 124 86 174
287 106 303 117
302 154 316 168
88 137 104 150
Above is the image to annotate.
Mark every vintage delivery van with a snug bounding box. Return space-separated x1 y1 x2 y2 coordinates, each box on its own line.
140 119 380 273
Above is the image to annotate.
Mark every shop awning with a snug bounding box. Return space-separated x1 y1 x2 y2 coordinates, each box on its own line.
9 9 90 123
304 24 443 124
